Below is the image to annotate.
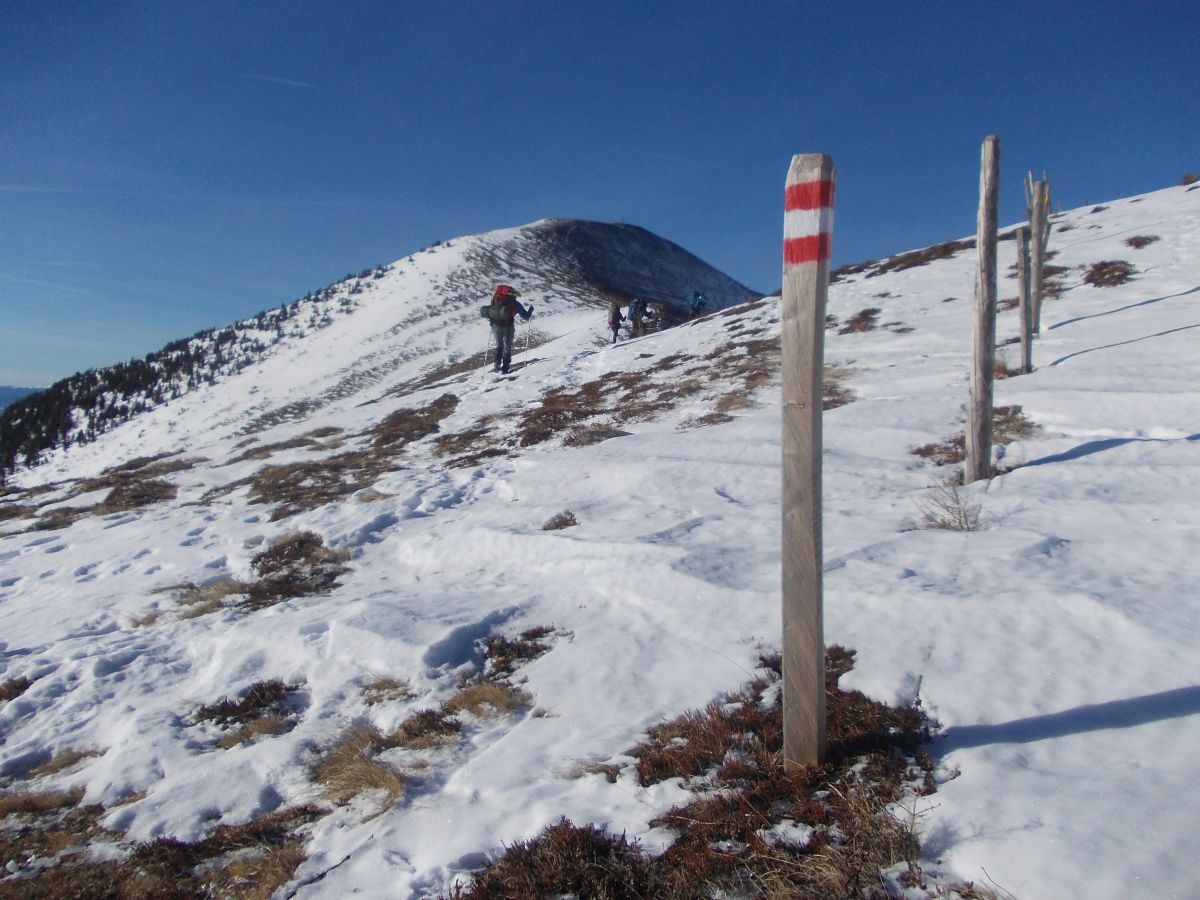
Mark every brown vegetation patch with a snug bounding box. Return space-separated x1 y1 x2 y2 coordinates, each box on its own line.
913 405 1038 468
362 676 414 706
0 804 323 900
194 680 301 749
246 531 350 608
176 578 250 618
483 627 557 678
0 504 34 523
1124 235 1160 250
28 749 104 780
454 647 931 899
387 709 464 750
310 725 406 809
1083 260 1135 287
0 677 33 703
542 510 578 531
229 427 346 463
832 238 974 282
370 393 460 451
838 308 881 334
444 681 532 718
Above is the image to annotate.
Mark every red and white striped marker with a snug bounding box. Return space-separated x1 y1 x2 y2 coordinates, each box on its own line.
783 163 835 267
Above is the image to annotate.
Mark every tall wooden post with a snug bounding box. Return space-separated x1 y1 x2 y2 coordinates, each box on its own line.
965 135 999 485
1016 226 1033 374
781 153 834 768
1030 179 1049 333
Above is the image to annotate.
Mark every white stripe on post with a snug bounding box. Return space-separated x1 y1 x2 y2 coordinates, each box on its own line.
782 154 834 769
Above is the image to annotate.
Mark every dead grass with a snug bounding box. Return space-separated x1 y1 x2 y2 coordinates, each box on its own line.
542 511 578 531
0 788 84 818
913 405 1038 468
310 725 406 808
386 709 463 750
216 714 295 750
1124 235 1160 249
362 676 414 706
0 677 33 702
370 393 460 451
1083 260 1135 287
839 307 882 334
245 531 350 609
444 681 532 718
0 804 323 900
454 646 932 899
28 749 104 779
176 578 250 618
483 627 557 678
194 679 300 748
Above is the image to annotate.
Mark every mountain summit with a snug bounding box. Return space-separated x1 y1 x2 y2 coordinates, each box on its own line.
1 219 759 477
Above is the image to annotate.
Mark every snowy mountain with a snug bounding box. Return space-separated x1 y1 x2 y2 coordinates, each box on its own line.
1 184 1198 899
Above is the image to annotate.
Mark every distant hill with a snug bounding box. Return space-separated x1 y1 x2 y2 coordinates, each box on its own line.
0 386 39 410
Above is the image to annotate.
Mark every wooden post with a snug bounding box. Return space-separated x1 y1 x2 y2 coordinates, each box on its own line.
1030 179 1049 333
965 135 999 485
781 153 834 768
1016 226 1033 374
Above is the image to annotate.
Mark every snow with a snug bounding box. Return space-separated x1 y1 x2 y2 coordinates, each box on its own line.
2 186 1199 898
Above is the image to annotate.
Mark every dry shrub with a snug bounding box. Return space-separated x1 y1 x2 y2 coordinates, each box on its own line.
310 725 405 808
445 682 532 718
0 788 84 818
0 677 33 702
1041 263 1069 299
216 714 295 750
913 405 1036 467
1083 260 1135 287
1124 235 1160 249
176 578 250 618
993 355 1021 380
468 647 931 899
918 480 982 531
246 531 349 608
0 504 34 523
195 679 297 729
28 748 103 779
370 393 459 451
3 805 324 900
542 511 577 531
483 627 556 678
998 296 1020 311
1183 173 1200 186
832 237 975 281
823 366 855 411
387 709 463 750
448 818 656 899
839 308 881 334
244 455 373 521
362 676 414 706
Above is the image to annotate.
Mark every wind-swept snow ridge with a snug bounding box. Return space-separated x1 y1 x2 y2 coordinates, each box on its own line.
0 183 1198 899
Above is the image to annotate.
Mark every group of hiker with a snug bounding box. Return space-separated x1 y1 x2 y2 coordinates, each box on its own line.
481 285 711 372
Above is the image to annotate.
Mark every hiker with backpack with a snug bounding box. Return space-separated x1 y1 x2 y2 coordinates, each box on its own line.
687 291 708 320
482 284 532 374
628 298 647 336
608 301 625 344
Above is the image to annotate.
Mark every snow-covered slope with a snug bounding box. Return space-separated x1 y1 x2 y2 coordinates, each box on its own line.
1 184 1198 898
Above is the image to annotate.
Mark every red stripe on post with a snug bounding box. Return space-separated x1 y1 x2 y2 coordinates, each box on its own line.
783 234 831 266
784 180 835 212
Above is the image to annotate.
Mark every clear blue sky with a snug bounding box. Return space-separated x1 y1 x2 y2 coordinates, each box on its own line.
2 1 1196 386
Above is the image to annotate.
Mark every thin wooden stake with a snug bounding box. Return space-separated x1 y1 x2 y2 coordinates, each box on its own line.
781 153 834 768
965 135 999 485
1016 226 1033 374
1030 179 1049 333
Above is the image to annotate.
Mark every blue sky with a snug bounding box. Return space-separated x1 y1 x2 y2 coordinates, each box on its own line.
2 1 1196 386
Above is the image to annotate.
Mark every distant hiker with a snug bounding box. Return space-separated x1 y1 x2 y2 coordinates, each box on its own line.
687 291 708 320
608 301 625 343
483 284 532 374
628 298 647 336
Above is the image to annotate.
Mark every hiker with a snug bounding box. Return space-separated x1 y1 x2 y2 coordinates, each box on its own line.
687 291 707 320
485 284 532 373
608 301 625 343
628 297 647 336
